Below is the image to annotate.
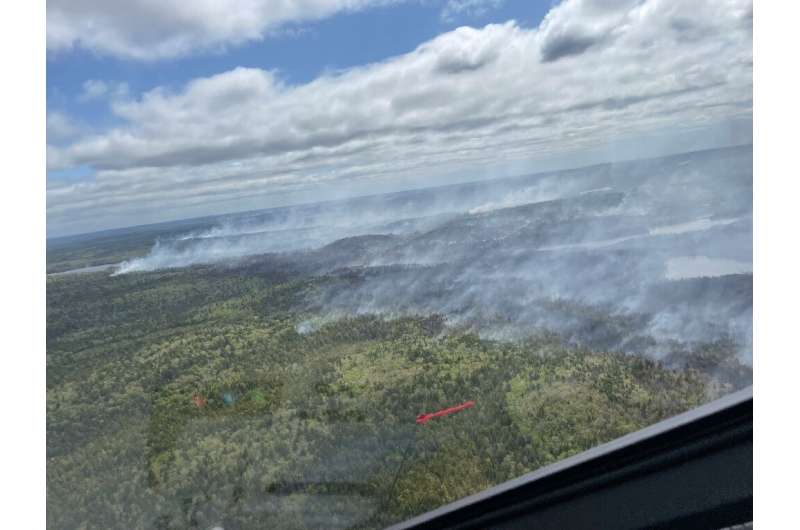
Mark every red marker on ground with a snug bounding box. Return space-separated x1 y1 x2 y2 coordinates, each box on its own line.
192 394 207 409
416 400 475 424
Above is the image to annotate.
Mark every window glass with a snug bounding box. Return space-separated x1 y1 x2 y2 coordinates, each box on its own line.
47 1 753 528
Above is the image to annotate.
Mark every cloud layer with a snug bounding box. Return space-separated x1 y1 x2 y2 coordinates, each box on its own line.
47 0 753 236
47 0 400 60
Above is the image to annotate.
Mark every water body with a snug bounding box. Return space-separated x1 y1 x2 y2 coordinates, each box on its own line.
649 217 739 236
665 256 752 280
48 263 119 277
537 217 743 252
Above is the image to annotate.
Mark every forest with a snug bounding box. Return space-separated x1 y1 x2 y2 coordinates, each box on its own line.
47 258 750 529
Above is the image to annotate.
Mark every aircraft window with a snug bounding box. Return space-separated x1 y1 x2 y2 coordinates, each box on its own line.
47 0 753 528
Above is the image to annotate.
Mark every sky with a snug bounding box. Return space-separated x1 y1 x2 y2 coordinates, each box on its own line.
46 0 753 237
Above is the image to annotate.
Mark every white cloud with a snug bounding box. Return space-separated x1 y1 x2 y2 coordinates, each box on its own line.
79 80 130 102
46 111 82 144
47 0 402 60
47 0 752 235
536 0 638 62
441 0 504 23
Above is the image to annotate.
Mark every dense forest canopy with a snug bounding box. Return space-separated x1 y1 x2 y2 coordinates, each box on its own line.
47 261 749 529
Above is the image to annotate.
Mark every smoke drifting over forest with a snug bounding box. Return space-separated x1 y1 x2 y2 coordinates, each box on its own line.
113 145 752 361
47 144 753 530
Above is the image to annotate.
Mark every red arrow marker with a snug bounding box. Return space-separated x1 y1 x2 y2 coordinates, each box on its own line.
416 400 475 424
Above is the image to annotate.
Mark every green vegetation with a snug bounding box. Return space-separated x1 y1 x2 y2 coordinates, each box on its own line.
47 263 750 529
47 232 153 274
46 217 216 274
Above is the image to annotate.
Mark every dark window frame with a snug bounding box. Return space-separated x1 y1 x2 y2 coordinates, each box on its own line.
389 386 753 530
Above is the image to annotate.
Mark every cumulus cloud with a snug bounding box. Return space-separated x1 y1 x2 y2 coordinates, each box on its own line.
537 0 638 62
47 0 753 235
429 25 506 73
46 0 402 60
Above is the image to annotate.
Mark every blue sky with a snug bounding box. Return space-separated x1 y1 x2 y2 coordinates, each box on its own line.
46 0 753 236
47 1 550 150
